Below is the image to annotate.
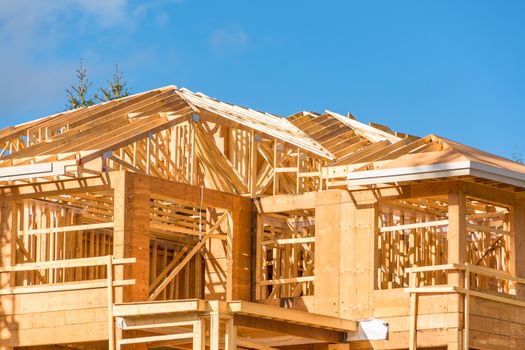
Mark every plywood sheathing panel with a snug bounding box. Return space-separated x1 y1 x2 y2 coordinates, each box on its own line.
111 171 150 303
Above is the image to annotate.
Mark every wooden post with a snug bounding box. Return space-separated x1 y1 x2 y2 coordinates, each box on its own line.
209 300 220 350
192 318 206 350
0 195 14 290
447 189 466 287
203 196 251 301
111 171 150 350
225 318 237 350
408 273 418 350
249 130 257 197
463 268 470 350
314 190 341 317
254 210 263 301
112 171 150 302
0 195 15 350
229 197 252 301
447 189 466 349
107 256 115 350
510 204 525 298
315 190 377 320
341 191 377 320
273 139 279 195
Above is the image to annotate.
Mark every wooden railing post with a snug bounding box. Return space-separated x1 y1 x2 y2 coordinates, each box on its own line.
225 317 237 350
463 266 470 350
209 300 220 350
107 255 115 350
192 318 206 350
409 272 418 350
510 205 525 298
447 189 466 288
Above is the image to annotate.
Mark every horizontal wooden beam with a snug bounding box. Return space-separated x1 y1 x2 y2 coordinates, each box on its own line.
466 264 525 284
227 300 356 332
117 332 193 345
0 174 111 198
255 192 316 213
236 338 279 350
0 256 134 272
234 314 346 343
113 299 208 317
274 237 315 245
118 171 249 210
258 276 315 286
0 278 134 295
18 222 114 236
118 313 200 330
405 263 462 273
403 286 459 294
466 223 509 235
380 220 448 233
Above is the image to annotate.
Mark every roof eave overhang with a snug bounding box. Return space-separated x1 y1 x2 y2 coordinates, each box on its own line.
0 161 76 182
347 161 525 189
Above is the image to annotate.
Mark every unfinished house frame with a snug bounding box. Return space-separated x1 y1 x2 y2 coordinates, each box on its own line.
0 85 524 350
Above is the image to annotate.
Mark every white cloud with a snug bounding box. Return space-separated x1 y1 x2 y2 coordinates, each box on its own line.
209 28 249 55
0 0 131 58
0 0 184 122
0 0 131 121
0 0 128 28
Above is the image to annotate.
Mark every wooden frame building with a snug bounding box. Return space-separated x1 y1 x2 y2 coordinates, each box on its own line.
0 85 524 349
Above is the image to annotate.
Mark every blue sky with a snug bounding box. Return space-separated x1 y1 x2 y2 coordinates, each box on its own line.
1 1 524 159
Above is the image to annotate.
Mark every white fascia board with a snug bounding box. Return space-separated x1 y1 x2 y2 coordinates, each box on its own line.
347 160 525 188
469 161 525 188
347 161 472 186
0 162 71 181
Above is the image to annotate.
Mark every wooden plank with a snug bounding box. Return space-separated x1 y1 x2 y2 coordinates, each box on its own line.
316 190 343 317
233 314 346 343
107 255 115 350
225 318 237 350
275 237 315 245
0 256 134 272
510 204 525 297
236 338 277 350
0 278 134 295
227 301 356 331
448 189 466 287
147 173 238 210
0 175 110 198
380 220 448 233
258 276 315 286
466 264 525 284
117 332 193 345
255 192 316 213
118 313 200 330
405 264 462 273
18 222 114 236
209 300 220 350
0 195 14 290
112 299 207 317
192 318 205 350
112 171 150 304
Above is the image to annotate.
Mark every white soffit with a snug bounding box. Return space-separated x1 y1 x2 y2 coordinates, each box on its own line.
0 162 72 181
347 161 525 188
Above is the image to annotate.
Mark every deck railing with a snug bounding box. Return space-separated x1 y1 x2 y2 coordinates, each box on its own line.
0 255 136 350
404 263 525 350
